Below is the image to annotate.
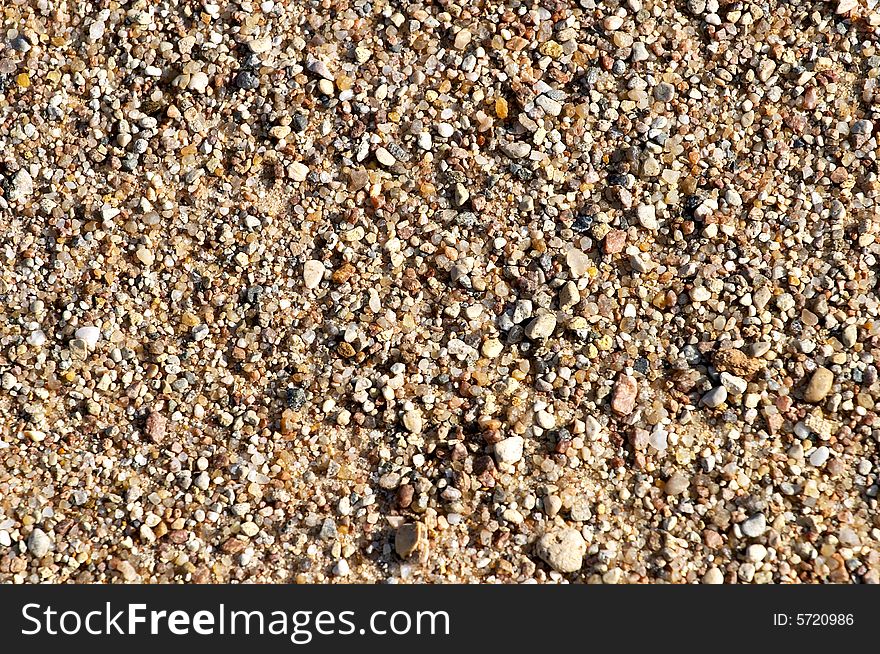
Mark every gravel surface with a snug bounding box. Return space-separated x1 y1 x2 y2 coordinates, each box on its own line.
2 0 880 584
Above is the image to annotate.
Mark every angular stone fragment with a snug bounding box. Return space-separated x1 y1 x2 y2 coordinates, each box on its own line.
188 71 210 93
611 375 638 414
559 281 580 309
525 313 557 340
502 141 531 158
566 248 591 277
247 36 272 54
395 522 427 558
636 204 658 229
836 0 859 15
603 229 627 254
493 436 524 465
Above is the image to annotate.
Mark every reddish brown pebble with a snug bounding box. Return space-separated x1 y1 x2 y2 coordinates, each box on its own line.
145 410 167 443
611 375 638 415
603 229 627 254
396 484 414 509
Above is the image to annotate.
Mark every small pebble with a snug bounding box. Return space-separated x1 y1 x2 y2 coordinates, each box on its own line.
535 528 586 573
27 528 52 558
804 367 834 403
303 260 326 289
74 326 101 349
494 436 524 465
742 514 767 538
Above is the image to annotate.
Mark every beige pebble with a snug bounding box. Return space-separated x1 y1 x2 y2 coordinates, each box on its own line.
804 367 834 403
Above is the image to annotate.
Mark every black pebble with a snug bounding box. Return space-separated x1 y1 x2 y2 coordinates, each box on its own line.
234 70 259 90
286 387 307 410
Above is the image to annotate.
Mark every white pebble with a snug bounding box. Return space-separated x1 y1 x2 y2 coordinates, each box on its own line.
303 260 326 289
74 326 100 349
188 71 210 93
494 436 524 465
809 446 830 467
